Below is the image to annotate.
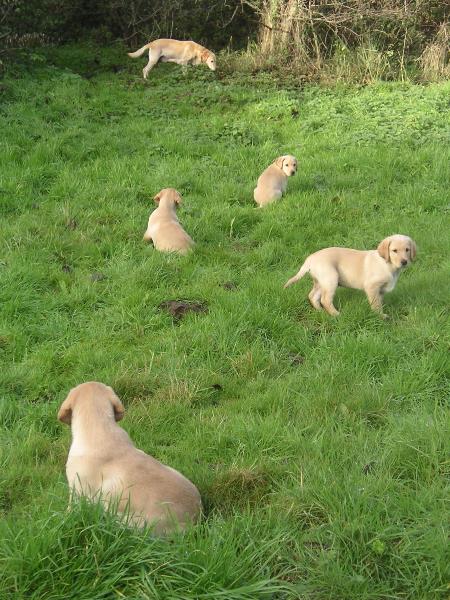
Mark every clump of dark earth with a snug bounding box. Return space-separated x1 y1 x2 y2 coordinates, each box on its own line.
363 462 376 475
221 281 238 291
91 272 107 282
288 352 305 366
159 300 208 322
66 218 78 230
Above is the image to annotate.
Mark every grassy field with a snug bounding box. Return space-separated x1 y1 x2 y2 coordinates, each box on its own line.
0 43 449 599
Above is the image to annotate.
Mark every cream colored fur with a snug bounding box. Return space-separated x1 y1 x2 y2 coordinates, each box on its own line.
128 39 216 79
58 382 202 534
254 155 297 207
143 188 194 255
284 235 417 317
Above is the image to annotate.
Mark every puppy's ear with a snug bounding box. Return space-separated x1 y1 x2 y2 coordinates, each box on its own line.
174 191 182 205
201 49 210 62
108 388 125 421
410 239 417 260
153 193 161 204
57 390 74 425
377 237 391 262
275 156 285 169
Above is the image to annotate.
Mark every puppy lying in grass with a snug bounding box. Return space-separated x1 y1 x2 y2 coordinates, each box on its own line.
254 155 297 207
58 382 202 534
143 188 194 255
284 235 416 318
128 39 216 79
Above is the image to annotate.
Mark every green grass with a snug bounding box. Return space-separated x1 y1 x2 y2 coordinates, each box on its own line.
0 43 449 599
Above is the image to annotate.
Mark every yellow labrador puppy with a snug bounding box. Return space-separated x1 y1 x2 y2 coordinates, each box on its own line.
58 382 202 534
143 188 194 255
284 235 416 317
254 155 297 207
128 39 216 79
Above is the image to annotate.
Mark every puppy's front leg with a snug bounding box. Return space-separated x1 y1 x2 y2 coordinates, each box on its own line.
365 285 387 319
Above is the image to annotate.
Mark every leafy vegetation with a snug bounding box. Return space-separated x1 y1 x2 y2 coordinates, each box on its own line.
2 1 449 82
0 44 449 598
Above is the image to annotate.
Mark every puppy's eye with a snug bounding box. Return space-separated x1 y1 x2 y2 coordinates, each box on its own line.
392 249 398 253
406 248 410 252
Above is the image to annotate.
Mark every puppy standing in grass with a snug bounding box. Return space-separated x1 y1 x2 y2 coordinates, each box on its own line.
254 155 297 207
143 188 194 254
284 235 417 318
128 39 216 79
58 382 202 534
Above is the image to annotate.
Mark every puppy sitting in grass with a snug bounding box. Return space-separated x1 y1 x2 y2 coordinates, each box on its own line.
143 188 194 254
128 39 216 79
58 382 202 534
254 155 297 207
284 235 417 318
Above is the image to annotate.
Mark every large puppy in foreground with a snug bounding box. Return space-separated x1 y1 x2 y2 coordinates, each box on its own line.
143 188 194 254
58 382 202 534
128 39 216 79
254 155 297 207
284 235 416 317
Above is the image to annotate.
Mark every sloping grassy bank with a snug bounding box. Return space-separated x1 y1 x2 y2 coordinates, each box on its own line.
0 44 449 598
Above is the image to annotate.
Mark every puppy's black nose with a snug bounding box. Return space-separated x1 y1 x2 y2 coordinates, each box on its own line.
401 259 407 266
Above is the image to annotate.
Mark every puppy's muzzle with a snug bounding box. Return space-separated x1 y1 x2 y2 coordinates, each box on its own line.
401 259 408 266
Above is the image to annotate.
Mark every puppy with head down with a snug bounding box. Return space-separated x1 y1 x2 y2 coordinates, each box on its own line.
128 39 216 79
254 155 297 207
58 382 202 534
284 235 417 318
143 188 194 254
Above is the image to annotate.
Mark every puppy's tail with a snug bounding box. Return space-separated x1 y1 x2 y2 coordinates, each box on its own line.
127 43 151 58
284 260 310 288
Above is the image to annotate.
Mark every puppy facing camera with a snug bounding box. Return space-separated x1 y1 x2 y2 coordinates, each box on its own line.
254 154 298 207
284 235 417 318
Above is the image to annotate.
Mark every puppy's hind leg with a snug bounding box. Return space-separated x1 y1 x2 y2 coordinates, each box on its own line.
273 190 282 203
321 291 339 316
308 279 322 310
319 273 340 316
143 49 159 79
143 228 152 242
